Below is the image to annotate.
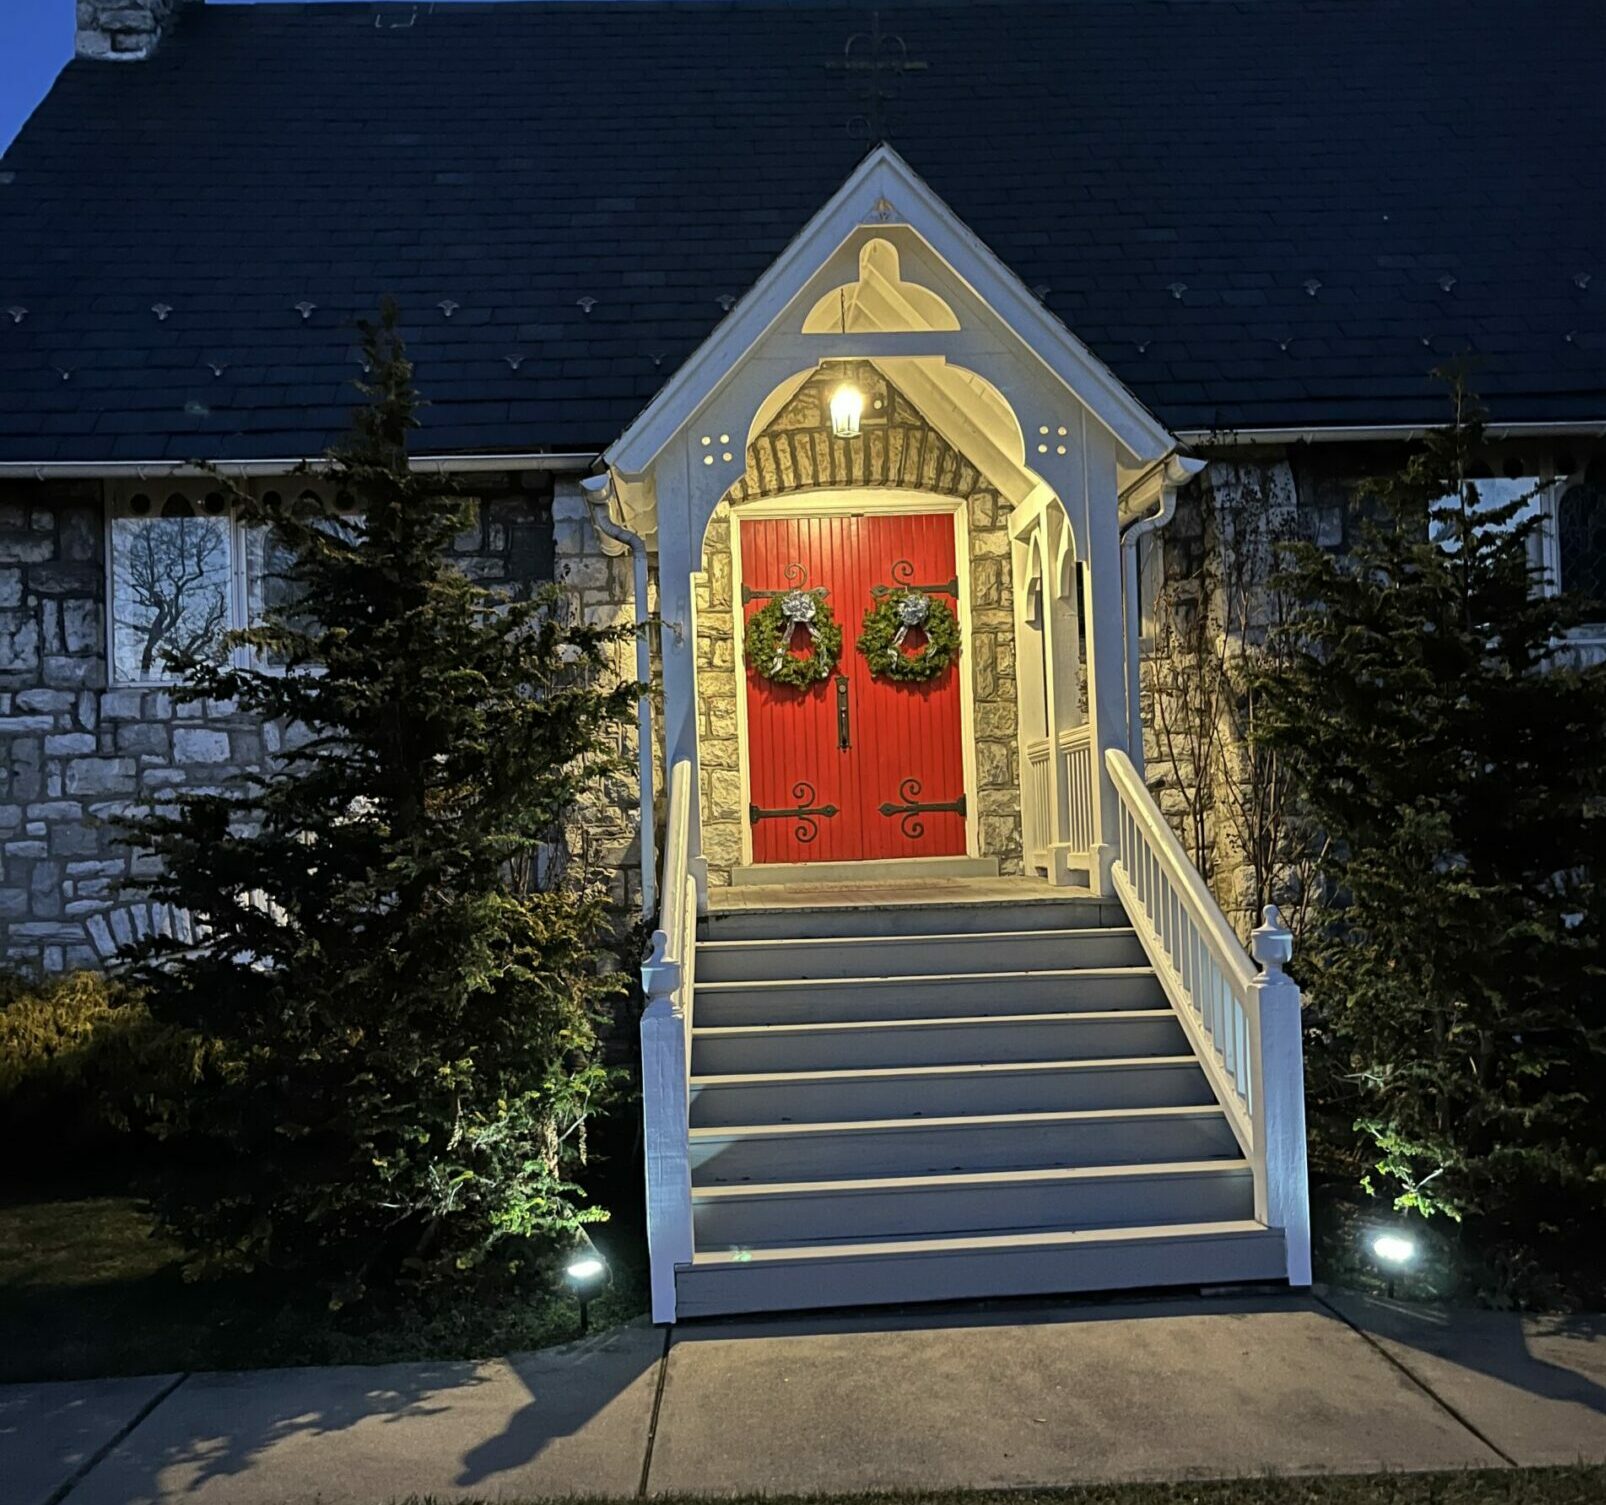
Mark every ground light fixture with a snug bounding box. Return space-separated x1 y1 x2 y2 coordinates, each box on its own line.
564 1230 610 1335
830 382 863 438
1370 1230 1417 1298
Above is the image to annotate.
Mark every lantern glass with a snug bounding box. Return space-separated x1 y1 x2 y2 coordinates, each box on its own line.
830 383 863 439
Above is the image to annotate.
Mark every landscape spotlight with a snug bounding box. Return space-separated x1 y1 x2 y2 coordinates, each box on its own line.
564 1230 610 1334
1370 1230 1416 1297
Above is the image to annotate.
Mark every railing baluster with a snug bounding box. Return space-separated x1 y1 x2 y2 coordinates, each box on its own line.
1102 747 1308 1287
639 760 698 1324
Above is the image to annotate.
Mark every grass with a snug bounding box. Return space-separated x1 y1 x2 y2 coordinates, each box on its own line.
0 1188 645 1383
398 1472 1606 1505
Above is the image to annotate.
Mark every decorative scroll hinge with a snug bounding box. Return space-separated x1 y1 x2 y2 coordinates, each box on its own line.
749 781 840 845
878 778 967 839
742 561 823 605
870 557 958 598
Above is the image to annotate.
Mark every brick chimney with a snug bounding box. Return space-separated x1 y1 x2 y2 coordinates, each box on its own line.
76 0 195 62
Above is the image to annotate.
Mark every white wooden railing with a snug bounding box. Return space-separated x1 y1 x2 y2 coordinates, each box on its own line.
1059 725 1096 863
1024 736 1053 868
1105 746 1312 1285
639 758 699 1323
1025 725 1096 876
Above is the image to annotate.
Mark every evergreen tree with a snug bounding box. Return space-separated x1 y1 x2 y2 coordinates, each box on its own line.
1258 374 1606 1299
122 311 641 1304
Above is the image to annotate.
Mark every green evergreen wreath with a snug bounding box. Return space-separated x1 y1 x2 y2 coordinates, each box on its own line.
744 589 843 688
857 588 962 682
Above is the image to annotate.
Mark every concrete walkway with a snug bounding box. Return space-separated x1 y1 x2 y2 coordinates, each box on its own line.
5 1291 1603 1505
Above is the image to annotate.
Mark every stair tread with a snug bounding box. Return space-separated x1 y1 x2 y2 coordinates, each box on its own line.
693 1009 1175 1038
689 1103 1232 1140
688 1219 1276 1268
699 925 1138 951
691 1053 1201 1087
695 964 1157 992
693 1157 1252 1201
706 892 1105 915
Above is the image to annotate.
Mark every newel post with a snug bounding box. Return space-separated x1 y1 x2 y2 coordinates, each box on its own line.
640 929 694 1323
1248 905 1312 1286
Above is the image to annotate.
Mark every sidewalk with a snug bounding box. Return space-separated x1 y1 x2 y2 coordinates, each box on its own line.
5 1291 1604 1505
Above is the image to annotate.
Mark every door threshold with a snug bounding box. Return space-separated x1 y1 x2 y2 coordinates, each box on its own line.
730 856 999 888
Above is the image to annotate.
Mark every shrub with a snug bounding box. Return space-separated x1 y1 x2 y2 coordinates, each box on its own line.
118 310 641 1305
1257 375 1606 1304
0 971 201 1174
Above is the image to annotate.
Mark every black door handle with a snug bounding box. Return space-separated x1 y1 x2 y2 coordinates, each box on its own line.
836 675 850 750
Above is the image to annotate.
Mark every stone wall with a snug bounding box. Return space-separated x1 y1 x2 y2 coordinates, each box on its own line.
0 474 565 973
1136 437 1600 935
1138 456 1301 936
76 0 193 61
552 478 650 918
693 365 1022 886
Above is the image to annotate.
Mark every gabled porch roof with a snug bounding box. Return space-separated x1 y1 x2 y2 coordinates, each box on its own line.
603 146 1178 546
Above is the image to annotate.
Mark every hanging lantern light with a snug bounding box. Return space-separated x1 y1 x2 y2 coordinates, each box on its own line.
830 383 863 439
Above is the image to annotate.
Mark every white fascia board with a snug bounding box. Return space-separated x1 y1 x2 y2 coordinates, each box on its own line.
872 157 1174 468
1177 420 1606 446
604 144 1176 478
0 452 598 480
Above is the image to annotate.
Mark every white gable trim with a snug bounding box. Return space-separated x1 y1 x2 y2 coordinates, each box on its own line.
604 145 1175 479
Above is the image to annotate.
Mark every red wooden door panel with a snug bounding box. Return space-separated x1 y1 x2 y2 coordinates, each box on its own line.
741 512 966 865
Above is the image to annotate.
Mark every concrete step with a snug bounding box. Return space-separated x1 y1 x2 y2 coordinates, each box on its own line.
675 1220 1288 1319
693 966 1166 1026
690 1010 1188 1075
689 1105 1243 1185
702 896 1123 942
688 1056 1216 1127
697 927 1148 983
692 1159 1255 1247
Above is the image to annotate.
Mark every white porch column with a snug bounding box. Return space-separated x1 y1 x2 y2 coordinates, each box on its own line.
650 442 707 906
1078 425 1126 896
1031 421 1124 897
1037 507 1075 884
649 425 752 910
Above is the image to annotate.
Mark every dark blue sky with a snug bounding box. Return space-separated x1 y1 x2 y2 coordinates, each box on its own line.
0 3 73 155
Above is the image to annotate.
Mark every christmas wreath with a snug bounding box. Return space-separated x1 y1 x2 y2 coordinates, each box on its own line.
744 588 843 688
857 588 962 682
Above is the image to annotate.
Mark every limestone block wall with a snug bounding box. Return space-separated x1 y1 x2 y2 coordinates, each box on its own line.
552 478 650 918
0 474 564 973
76 0 192 61
693 365 1022 886
1138 454 1303 936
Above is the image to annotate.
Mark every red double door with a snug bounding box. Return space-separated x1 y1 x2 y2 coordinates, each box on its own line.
741 512 968 865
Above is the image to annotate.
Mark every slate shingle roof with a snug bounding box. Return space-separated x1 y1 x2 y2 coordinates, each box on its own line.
0 0 1602 463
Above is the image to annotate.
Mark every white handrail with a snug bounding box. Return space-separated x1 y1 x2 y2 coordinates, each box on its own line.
639 758 698 1323
1105 746 1311 1286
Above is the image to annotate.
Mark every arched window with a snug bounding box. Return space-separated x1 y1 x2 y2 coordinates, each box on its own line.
1557 482 1606 612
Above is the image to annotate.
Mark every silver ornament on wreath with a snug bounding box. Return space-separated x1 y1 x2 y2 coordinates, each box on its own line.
889 590 931 664
773 589 819 675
